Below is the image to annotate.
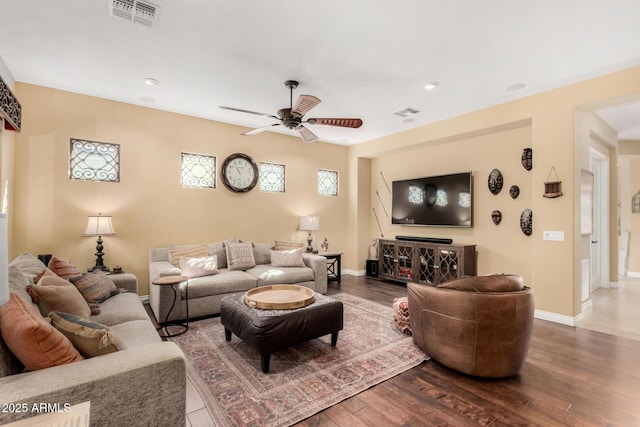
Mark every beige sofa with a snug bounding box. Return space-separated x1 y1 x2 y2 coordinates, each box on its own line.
149 240 328 323
0 253 186 427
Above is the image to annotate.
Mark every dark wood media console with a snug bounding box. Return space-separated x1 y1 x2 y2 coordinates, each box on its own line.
378 239 476 285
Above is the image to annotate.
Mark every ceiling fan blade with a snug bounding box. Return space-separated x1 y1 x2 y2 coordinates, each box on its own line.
307 118 363 128
296 125 318 143
220 106 279 120
242 123 281 136
292 95 321 117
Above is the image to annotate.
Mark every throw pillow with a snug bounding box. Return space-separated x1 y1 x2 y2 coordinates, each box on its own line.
270 248 305 268
27 272 91 318
0 293 84 371
47 256 82 280
392 297 411 335
274 240 304 251
70 271 120 303
169 243 208 268
8 252 47 283
180 255 218 278
225 242 256 271
48 311 121 358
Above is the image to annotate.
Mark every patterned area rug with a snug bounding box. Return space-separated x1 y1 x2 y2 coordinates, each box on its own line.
169 293 428 427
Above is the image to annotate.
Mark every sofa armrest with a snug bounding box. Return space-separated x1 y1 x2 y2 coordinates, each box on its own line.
0 342 186 427
109 273 138 294
302 254 328 294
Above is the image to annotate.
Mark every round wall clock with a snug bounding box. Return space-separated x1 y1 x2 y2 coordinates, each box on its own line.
221 153 259 193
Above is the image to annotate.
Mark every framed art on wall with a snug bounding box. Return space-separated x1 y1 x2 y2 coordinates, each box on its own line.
580 169 594 236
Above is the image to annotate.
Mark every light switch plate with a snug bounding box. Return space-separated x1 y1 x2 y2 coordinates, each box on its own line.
543 230 565 241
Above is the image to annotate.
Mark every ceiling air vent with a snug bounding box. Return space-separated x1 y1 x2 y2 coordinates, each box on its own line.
109 0 160 27
393 107 421 118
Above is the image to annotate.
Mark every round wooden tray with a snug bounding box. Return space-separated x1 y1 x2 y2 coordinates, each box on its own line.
245 285 315 310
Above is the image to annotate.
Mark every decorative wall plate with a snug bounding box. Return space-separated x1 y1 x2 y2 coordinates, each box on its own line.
510 185 520 199
488 169 503 195
522 148 532 171
492 210 502 225
520 209 533 236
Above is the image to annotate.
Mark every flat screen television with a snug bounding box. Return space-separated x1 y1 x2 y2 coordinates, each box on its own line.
391 172 472 227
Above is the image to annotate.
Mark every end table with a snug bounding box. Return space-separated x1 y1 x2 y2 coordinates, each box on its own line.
151 275 189 338
318 251 343 284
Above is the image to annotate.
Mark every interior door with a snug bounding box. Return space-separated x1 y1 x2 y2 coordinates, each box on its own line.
590 150 609 293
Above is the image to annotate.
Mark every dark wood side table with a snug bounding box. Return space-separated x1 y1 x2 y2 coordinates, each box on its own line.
318 251 343 284
151 275 189 338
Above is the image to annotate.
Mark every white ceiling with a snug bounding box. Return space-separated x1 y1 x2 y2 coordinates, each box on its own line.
1 0 640 145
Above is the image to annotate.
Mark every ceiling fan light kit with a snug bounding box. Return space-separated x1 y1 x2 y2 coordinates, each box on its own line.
220 80 363 143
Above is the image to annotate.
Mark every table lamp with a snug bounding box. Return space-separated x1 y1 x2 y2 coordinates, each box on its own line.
299 215 320 253
84 213 115 272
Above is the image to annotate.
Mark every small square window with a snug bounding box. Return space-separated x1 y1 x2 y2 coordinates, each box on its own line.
260 162 285 193
69 139 120 182
318 169 338 196
181 152 216 188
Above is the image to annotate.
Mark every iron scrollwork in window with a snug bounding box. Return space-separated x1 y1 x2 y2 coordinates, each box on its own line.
69 139 120 182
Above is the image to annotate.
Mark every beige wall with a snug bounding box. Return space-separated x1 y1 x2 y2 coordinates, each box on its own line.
12 83 349 295
348 66 640 318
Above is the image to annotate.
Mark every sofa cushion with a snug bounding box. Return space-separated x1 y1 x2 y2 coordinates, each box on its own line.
8 264 34 305
183 269 257 299
70 271 120 303
8 252 46 283
226 242 256 271
247 264 314 287
274 240 304 251
180 255 218 278
208 238 237 269
89 292 151 326
27 271 91 318
47 256 82 280
110 319 162 349
49 311 121 358
169 243 208 268
437 274 525 292
270 248 305 267
0 293 84 371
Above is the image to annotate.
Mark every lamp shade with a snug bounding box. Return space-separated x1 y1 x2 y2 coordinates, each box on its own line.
83 214 115 236
299 215 320 232
0 213 9 306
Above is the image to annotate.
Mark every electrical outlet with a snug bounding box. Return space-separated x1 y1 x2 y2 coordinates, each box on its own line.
543 230 565 241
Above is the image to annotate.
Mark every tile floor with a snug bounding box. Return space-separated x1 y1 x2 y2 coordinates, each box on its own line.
575 275 640 341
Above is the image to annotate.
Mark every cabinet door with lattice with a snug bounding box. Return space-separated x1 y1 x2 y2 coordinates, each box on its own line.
416 245 437 285
396 244 414 280
437 247 461 283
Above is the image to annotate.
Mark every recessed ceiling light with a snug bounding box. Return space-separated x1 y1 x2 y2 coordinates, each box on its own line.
144 77 160 86
424 82 439 91
506 83 526 92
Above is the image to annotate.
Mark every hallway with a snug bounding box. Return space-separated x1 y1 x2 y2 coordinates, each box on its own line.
576 276 640 341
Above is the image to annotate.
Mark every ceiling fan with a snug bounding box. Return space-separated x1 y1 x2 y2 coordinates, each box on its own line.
220 80 363 143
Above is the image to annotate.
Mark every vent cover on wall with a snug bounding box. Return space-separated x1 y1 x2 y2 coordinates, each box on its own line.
109 0 160 26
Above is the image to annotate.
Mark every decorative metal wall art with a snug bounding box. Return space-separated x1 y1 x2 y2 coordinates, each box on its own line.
543 166 562 198
509 185 520 199
181 152 216 188
491 210 502 225
520 209 533 236
69 139 120 182
488 169 503 195
521 148 532 171
0 76 21 131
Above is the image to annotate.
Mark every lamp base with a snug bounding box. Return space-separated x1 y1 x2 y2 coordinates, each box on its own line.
306 232 313 253
90 236 110 273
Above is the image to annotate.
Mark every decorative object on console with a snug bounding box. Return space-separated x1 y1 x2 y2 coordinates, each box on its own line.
492 210 502 225
220 153 259 193
488 168 503 195
299 215 320 253
83 213 116 272
321 238 329 252
510 185 520 199
520 209 533 236
522 148 533 171
543 166 562 198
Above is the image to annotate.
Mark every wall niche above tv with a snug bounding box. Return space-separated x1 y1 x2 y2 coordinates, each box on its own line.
391 172 472 227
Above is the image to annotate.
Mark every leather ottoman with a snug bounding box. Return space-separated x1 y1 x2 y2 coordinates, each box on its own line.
220 291 343 373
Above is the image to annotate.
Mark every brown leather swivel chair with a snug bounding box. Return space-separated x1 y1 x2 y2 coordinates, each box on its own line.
407 274 534 378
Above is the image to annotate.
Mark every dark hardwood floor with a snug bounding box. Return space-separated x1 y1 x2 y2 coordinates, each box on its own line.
293 275 640 427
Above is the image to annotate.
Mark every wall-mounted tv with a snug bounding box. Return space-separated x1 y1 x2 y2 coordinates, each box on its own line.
391 172 472 227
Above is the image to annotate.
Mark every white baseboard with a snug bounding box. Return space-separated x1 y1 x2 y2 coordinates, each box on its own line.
581 299 593 313
534 309 577 327
140 295 149 304
628 271 640 278
342 269 365 276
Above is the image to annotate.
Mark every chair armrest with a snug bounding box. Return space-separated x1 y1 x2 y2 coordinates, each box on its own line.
0 342 186 427
302 254 328 294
